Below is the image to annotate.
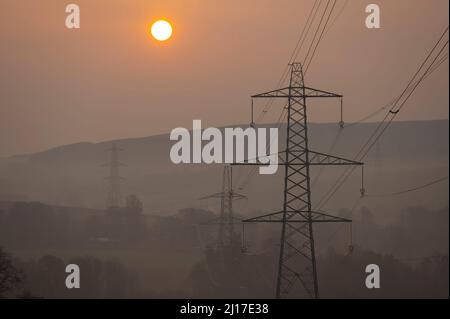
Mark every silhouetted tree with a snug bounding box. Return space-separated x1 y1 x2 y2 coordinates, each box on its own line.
0 247 22 298
125 195 143 216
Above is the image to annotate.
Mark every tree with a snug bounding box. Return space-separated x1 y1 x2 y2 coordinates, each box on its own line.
0 247 22 297
125 195 143 216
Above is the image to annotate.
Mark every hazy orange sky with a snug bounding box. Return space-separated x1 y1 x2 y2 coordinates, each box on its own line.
0 0 448 156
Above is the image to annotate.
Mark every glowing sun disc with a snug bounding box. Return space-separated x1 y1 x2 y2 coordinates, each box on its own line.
151 20 173 41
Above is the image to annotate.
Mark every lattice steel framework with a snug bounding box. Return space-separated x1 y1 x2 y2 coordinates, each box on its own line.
201 165 246 248
244 63 363 299
103 143 125 209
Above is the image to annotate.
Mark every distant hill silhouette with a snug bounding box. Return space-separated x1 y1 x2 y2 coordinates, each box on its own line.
0 120 448 221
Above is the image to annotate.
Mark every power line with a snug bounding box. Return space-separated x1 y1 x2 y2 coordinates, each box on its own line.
316 33 449 210
255 0 321 124
314 32 448 200
287 0 322 71
237 106 288 190
355 29 449 163
239 0 343 191
367 176 449 198
238 1 323 189
359 41 449 161
317 42 449 210
308 9 446 195
324 0 349 36
305 0 338 74
315 27 449 210
303 0 332 72
297 0 341 190
345 52 448 128
311 128 342 188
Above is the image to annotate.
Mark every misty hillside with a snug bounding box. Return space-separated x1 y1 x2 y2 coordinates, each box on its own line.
0 120 448 299
0 120 448 222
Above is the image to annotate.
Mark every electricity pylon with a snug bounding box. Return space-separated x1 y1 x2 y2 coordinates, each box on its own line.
242 63 364 299
103 143 125 209
200 165 246 249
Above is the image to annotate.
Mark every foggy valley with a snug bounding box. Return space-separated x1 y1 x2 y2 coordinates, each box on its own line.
0 120 448 298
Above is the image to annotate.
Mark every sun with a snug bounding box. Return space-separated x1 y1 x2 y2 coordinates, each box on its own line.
151 20 173 42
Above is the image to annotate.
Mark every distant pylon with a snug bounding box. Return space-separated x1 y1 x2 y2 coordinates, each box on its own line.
103 143 125 209
239 63 364 299
200 165 246 249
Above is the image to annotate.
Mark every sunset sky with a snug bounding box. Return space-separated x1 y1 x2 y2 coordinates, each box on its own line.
0 0 448 156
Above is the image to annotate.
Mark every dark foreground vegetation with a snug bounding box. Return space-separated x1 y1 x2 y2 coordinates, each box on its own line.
0 201 448 299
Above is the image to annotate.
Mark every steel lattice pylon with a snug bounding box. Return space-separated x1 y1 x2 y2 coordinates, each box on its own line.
243 63 363 299
103 143 125 209
201 165 246 249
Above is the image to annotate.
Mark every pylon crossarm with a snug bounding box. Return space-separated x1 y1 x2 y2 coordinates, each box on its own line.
198 192 224 200
199 192 246 201
308 150 364 166
244 210 351 223
251 87 342 99
252 87 291 98
309 211 352 223
232 150 363 167
304 87 342 98
243 211 285 223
